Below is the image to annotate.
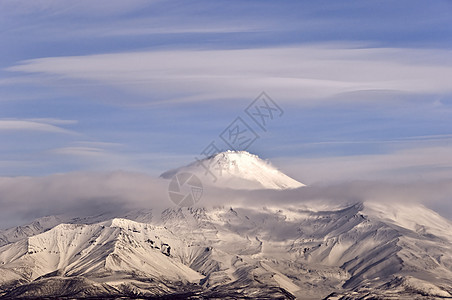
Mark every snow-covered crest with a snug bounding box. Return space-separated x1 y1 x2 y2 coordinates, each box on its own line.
161 150 305 190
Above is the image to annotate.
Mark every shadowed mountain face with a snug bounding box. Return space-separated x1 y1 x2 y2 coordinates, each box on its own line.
1 153 452 299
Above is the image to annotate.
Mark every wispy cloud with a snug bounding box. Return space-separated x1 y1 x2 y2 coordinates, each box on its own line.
74 141 123 148
7 45 452 105
1 170 452 229
0 119 77 134
99 24 262 36
51 146 107 157
26 118 78 125
0 171 168 228
275 145 452 184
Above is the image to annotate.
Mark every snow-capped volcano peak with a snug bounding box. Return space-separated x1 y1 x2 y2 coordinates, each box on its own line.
161 150 304 190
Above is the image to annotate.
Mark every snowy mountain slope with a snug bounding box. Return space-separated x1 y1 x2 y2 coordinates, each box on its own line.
1 202 452 299
157 203 452 299
0 216 63 247
0 218 203 298
161 151 305 190
0 210 155 248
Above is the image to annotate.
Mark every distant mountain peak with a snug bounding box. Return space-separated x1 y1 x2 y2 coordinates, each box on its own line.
160 151 305 190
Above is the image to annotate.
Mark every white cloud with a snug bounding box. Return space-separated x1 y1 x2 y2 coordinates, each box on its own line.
1 170 452 229
26 118 78 125
0 119 77 134
7 45 452 104
0 171 169 228
102 24 262 36
74 141 123 148
51 146 107 157
275 145 452 184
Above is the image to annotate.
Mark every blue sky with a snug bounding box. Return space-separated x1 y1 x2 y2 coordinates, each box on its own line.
1 0 452 183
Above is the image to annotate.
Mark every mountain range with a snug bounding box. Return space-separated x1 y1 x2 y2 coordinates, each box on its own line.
1 151 452 299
